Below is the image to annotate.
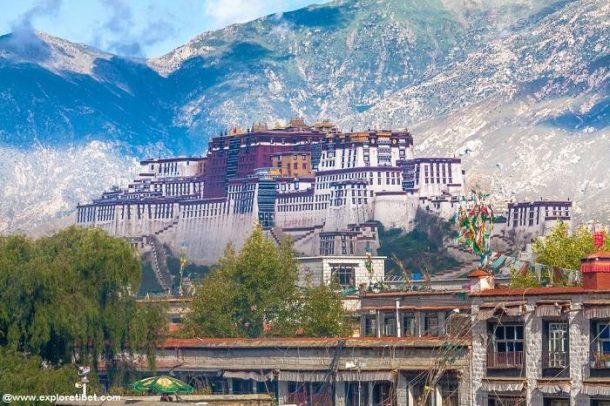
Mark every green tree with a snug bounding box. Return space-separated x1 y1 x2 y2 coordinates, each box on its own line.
0 348 102 403
0 226 166 385
533 222 610 270
508 268 542 289
300 283 352 337
186 225 350 338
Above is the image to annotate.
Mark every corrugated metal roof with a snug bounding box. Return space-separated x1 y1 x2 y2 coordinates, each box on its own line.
160 336 467 349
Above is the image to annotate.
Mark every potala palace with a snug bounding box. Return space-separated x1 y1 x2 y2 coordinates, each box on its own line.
76 119 570 264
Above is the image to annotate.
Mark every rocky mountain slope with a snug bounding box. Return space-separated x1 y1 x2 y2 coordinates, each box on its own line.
0 0 608 233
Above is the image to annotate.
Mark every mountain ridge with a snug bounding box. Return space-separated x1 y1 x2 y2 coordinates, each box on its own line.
0 0 608 233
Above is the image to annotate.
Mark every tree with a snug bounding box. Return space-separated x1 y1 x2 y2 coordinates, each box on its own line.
0 226 166 385
300 283 352 337
0 348 102 403
533 222 610 270
186 225 351 338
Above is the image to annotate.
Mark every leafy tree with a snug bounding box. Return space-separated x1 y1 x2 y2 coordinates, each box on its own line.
0 226 166 386
0 348 102 403
533 222 610 270
186 225 350 338
508 268 542 289
300 283 352 337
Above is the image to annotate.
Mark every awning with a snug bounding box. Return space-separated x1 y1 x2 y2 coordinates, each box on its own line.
280 371 330 382
535 304 564 317
477 308 497 320
223 371 275 382
336 370 396 382
537 380 570 394
584 305 610 319
481 379 525 392
477 302 525 320
583 382 610 397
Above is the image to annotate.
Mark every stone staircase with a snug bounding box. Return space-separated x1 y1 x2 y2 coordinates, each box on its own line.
154 219 179 236
147 235 173 291
268 227 282 245
293 228 317 243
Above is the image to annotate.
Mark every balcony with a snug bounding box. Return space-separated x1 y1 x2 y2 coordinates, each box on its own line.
542 352 569 369
487 351 524 369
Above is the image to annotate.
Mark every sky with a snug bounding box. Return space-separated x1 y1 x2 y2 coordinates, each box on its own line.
0 0 317 58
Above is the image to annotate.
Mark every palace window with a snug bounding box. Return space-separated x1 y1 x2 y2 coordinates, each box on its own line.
320 237 335 256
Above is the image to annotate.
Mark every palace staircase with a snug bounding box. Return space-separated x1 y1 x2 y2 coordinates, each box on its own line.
146 234 173 291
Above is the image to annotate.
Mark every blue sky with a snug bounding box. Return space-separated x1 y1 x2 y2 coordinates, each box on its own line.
0 0 317 58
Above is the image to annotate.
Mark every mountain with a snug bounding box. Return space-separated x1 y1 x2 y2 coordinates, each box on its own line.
0 0 608 233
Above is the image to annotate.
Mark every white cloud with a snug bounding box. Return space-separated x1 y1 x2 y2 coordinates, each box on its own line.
203 0 287 29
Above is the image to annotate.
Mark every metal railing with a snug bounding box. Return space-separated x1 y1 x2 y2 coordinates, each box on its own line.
487 351 524 368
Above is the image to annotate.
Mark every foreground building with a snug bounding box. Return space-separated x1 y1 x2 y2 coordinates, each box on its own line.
150 337 470 406
469 251 610 406
76 120 465 264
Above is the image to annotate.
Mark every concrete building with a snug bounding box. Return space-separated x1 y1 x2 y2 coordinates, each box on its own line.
296 256 385 290
357 291 471 339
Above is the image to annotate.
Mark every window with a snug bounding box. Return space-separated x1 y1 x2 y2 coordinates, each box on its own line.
488 397 525 406
488 324 524 368
543 399 569 406
594 321 610 367
410 384 432 406
320 237 335 255
492 324 524 352
402 312 416 337
363 316 377 337
341 236 348 255
383 313 397 336
331 265 355 289
423 313 440 336
546 322 568 368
